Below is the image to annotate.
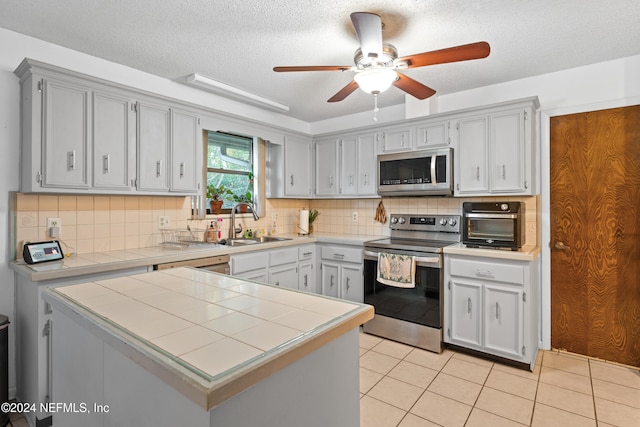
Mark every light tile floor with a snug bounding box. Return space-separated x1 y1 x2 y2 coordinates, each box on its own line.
6 333 640 427
359 332 640 427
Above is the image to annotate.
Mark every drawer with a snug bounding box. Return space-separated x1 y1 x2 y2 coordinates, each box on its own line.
321 246 362 264
448 257 524 285
268 247 298 267
231 252 268 274
298 244 315 261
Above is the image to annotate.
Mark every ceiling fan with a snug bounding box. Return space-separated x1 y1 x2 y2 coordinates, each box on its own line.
274 12 490 104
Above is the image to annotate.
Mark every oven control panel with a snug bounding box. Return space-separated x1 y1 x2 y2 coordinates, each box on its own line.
389 214 461 233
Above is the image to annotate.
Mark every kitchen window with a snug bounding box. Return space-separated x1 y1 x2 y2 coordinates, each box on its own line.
205 131 258 213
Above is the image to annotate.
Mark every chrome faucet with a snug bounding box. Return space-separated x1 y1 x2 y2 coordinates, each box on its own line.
229 202 259 239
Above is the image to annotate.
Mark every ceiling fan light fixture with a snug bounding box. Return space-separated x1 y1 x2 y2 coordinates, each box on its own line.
354 68 397 94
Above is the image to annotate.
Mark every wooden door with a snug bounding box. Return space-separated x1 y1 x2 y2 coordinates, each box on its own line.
550 105 640 367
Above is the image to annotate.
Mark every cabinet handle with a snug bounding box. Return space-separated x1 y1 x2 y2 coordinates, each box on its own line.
502 164 506 180
364 174 368 185
44 319 52 404
496 302 500 319
68 150 76 171
346 277 351 290
467 297 472 314
329 176 334 187
156 160 162 177
180 162 185 178
350 175 354 186
103 154 110 173
333 253 345 259
330 275 335 287
290 174 294 186
304 274 308 287
275 281 280 286
475 270 494 279
476 166 480 181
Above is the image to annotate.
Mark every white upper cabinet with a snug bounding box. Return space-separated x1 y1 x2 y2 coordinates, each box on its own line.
490 110 525 193
41 78 91 190
313 131 377 198
339 136 358 196
314 138 339 196
15 59 204 195
415 120 456 148
137 101 170 192
92 91 136 191
356 133 377 196
285 135 312 197
170 108 200 193
378 126 413 153
455 97 539 196
456 115 490 194
265 135 313 198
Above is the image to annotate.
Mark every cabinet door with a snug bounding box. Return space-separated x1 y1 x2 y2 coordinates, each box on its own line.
449 279 482 348
284 136 312 197
456 116 489 194
42 78 90 189
379 128 412 153
484 284 524 359
269 265 299 290
235 270 268 283
490 111 524 193
416 120 451 148
299 262 316 293
315 138 339 196
137 101 170 191
339 137 358 196
170 109 200 193
321 262 340 298
93 91 134 190
357 133 377 195
341 264 363 303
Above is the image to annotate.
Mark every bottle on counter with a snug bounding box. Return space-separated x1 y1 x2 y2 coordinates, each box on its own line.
206 221 216 242
216 217 223 241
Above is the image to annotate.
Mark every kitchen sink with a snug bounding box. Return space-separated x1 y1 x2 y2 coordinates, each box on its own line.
223 236 292 246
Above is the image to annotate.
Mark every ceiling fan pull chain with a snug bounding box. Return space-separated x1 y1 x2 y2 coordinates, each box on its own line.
373 93 379 121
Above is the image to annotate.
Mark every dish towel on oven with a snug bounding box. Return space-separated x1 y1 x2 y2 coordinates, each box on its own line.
377 253 416 288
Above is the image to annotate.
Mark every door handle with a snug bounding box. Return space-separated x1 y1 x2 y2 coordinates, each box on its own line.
554 241 570 250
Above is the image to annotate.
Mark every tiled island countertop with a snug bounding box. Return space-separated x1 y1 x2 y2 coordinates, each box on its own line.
42 267 373 426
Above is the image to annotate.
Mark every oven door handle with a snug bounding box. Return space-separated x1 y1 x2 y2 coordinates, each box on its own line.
364 251 440 266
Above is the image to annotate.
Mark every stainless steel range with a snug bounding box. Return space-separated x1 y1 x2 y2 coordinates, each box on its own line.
363 213 461 353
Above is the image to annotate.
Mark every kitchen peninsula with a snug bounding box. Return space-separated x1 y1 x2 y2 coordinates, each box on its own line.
41 267 373 427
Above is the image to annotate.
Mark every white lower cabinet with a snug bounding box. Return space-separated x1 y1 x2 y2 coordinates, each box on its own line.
319 245 363 303
231 244 317 292
444 254 539 370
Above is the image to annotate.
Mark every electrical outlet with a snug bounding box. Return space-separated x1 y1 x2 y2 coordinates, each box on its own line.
272 212 278 221
47 217 62 238
158 216 170 229
352 212 358 222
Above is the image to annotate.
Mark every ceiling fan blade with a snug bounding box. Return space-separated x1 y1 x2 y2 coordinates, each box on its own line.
327 80 360 103
351 12 383 60
392 73 436 100
398 41 491 68
273 65 352 72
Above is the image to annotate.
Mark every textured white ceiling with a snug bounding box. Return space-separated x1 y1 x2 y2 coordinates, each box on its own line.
2 0 639 123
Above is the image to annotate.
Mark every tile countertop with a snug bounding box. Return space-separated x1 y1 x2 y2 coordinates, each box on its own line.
10 233 383 282
42 267 374 410
443 243 541 261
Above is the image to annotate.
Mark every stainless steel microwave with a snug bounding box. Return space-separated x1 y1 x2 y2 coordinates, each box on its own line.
377 148 453 196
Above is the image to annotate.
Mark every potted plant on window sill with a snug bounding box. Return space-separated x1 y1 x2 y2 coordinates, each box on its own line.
206 184 232 214
232 191 253 213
